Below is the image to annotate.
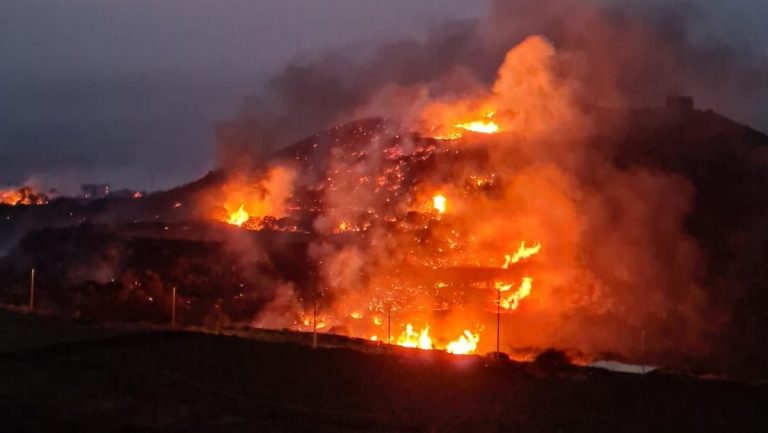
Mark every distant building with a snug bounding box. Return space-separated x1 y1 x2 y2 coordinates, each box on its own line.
81 184 110 199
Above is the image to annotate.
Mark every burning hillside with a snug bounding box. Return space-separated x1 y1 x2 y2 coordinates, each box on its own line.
2 101 766 376
193 36 709 362
0 32 766 377
2 1 767 430
0 186 48 206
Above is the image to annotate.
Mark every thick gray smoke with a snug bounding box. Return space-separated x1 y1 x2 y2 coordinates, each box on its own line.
217 0 767 161
216 0 767 377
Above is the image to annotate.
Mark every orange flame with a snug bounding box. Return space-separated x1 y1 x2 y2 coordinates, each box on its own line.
496 277 534 311
0 186 47 206
216 166 296 228
227 204 250 227
396 324 432 350
446 330 481 355
503 241 542 268
454 111 500 135
420 36 568 141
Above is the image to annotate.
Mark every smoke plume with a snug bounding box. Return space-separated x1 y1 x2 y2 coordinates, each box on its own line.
213 0 767 373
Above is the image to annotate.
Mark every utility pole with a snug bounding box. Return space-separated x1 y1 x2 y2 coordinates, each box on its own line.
312 293 319 349
29 268 35 311
171 286 177 329
387 305 392 344
496 287 501 360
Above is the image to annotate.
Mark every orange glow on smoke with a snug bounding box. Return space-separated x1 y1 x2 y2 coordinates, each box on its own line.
420 36 571 141
0 190 24 206
215 36 595 359
0 186 47 206
215 166 296 229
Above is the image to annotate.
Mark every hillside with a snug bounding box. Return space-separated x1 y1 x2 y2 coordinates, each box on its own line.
0 308 766 433
0 106 767 378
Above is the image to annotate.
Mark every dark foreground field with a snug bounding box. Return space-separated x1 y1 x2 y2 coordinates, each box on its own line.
0 309 765 433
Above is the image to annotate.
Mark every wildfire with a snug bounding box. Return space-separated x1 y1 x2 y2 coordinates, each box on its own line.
396 324 433 350
216 166 296 228
394 324 481 355
334 221 365 233
426 113 501 140
446 330 481 355
503 241 542 268
419 36 571 142
432 194 447 214
0 186 48 206
210 36 571 358
454 111 500 135
226 204 250 227
496 277 534 311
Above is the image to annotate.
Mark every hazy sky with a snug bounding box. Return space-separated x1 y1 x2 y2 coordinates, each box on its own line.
0 0 765 193
0 0 487 192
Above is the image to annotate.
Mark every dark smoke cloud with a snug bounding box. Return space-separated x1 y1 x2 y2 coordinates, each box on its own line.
483 0 768 126
216 20 490 164
216 0 767 376
218 0 767 161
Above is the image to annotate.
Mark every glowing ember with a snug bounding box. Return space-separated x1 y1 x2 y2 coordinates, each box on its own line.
397 324 432 350
432 194 447 214
334 221 364 233
446 330 481 355
431 131 464 140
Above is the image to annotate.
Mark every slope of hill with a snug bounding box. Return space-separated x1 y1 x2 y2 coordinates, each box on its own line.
0 308 766 433
0 107 767 378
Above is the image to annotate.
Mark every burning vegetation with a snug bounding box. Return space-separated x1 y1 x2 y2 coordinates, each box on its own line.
1 8 766 378
0 186 48 206
194 35 709 362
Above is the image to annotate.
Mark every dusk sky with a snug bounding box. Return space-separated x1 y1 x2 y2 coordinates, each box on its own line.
0 0 765 193
0 0 486 192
